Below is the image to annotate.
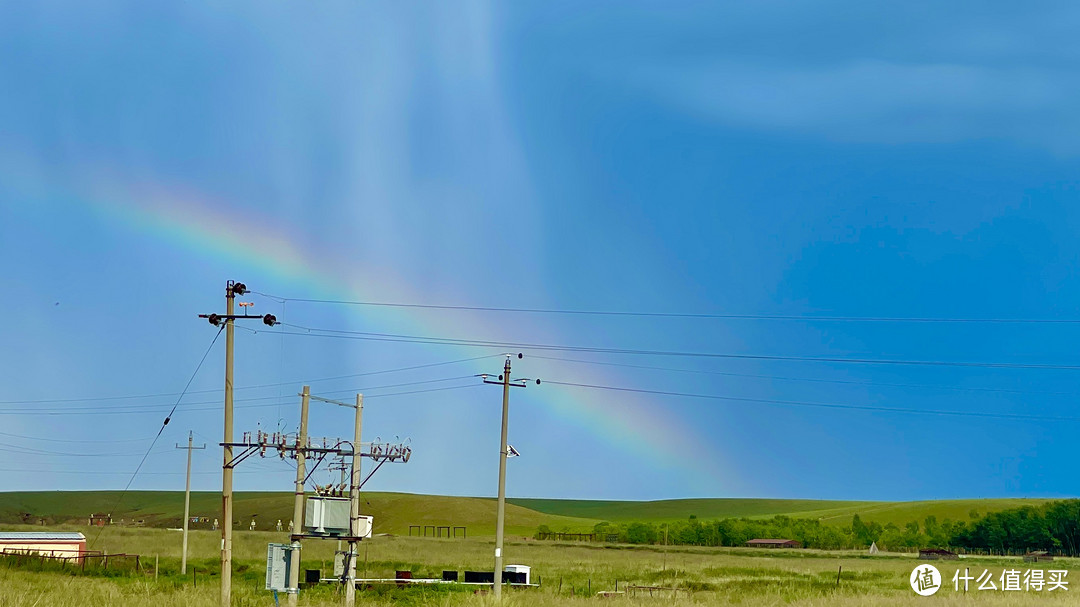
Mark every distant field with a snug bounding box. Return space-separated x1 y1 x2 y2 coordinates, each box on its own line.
0 492 1058 537
508 496 1057 527
508 497 880 522
2 526 1079 606
0 491 596 536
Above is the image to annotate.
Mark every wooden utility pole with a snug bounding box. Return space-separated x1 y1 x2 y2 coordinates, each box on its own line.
287 386 310 607
344 393 363 606
176 431 205 575
221 282 236 607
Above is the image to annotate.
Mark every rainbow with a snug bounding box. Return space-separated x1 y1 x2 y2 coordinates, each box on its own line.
16 168 734 492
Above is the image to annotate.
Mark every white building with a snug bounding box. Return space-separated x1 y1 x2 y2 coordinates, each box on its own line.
0 532 87 562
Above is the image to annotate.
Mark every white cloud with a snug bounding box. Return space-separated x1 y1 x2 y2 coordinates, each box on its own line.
625 59 1080 151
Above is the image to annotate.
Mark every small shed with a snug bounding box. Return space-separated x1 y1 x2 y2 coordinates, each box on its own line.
1024 551 1054 563
0 532 87 562
918 548 958 560
88 513 111 527
745 538 801 549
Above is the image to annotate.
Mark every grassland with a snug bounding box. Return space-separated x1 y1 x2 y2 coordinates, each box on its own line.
509 496 1055 527
0 492 1055 537
0 491 597 536
1 524 1078 606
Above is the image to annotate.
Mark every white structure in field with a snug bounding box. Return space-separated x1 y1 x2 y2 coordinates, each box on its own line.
504 564 531 585
0 532 87 561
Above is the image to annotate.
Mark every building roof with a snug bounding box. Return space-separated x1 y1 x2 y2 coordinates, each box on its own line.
746 538 798 544
0 532 86 541
919 548 956 554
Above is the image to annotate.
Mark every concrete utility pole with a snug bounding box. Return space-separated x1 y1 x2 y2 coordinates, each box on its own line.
176 431 205 575
494 357 511 597
287 386 310 607
198 280 277 607
480 354 537 599
345 393 363 606
221 283 237 607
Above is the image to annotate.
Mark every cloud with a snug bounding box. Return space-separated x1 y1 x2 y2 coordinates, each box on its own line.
624 59 1080 151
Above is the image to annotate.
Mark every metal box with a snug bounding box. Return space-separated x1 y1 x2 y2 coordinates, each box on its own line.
356 515 373 538
265 543 295 591
304 497 350 536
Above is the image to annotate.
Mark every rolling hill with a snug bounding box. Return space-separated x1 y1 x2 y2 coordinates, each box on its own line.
508 496 1058 528
0 492 1059 536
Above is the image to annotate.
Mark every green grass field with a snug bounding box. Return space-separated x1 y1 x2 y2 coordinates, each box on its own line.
509 496 1057 528
0 492 1072 606
0 492 1055 536
1 525 1078 606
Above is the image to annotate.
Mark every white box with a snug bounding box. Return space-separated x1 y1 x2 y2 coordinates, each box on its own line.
304 497 350 535
504 564 530 585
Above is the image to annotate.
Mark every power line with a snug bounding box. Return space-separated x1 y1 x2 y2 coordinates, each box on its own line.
0 443 173 457
0 375 480 413
251 291 1080 324
0 355 501 405
89 326 223 549
528 355 1080 397
546 380 1080 422
268 324 1080 371
0 430 157 443
0 383 484 417
0 468 273 476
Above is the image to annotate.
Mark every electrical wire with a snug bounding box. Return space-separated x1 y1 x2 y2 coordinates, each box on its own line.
545 380 1080 422
0 375 481 413
251 291 1080 324
268 324 1080 371
88 326 223 549
527 355 1080 397
0 383 484 417
0 430 157 443
0 355 501 405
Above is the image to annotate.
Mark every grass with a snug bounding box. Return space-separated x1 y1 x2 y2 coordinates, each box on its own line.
1 526 1079 606
1 492 1055 537
0 491 597 536
509 497 1056 527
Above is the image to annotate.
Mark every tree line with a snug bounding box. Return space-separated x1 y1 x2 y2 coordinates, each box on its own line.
535 500 1080 554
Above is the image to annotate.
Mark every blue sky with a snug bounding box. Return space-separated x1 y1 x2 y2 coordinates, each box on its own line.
2 1 1080 502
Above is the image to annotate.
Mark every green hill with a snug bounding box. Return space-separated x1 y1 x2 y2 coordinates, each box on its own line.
0 491 596 537
507 498 878 522
508 496 1058 528
0 492 1059 537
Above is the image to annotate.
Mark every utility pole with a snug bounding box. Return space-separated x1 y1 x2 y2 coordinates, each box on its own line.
345 393 363 606
287 386 310 607
480 354 538 598
176 431 205 575
198 280 277 607
221 282 237 607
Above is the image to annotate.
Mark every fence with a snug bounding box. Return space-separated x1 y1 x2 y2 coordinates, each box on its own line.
0 550 143 573
536 532 597 542
408 525 467 538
